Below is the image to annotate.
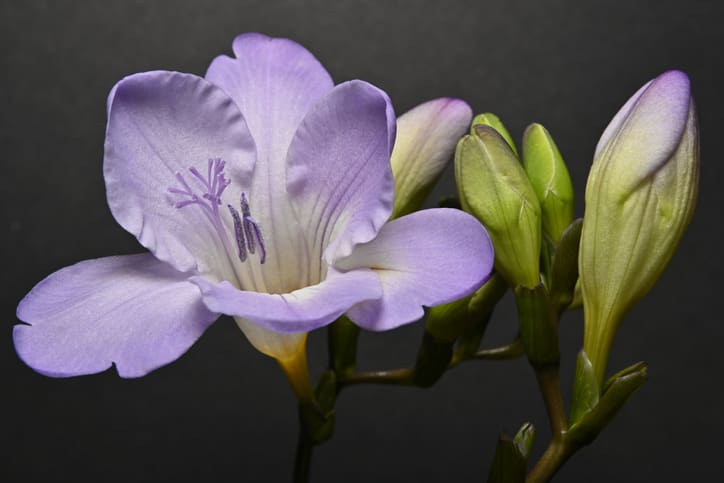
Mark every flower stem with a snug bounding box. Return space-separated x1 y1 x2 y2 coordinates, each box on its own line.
535 365 567 436
328 317 360 377
525 366 579 483
293 429 314 483
337 367 414 388
450 338 525 367
337 339 526 388
473 338 525 360
526 439 576 483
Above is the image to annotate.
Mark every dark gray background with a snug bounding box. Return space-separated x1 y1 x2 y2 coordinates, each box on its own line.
2 0 722 481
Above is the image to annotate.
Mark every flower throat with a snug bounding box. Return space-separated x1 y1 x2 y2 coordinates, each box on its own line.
168 158 266 265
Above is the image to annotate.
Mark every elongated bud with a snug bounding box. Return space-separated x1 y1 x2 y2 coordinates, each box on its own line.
390 98 472 218
522 123 575 243
579 70 699 385
471 112 519 156
455 125 542 288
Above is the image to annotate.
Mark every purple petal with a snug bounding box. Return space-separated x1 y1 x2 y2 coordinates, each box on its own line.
104 71 256 278
593 70 691 194
191 268 382 333
286 80 396 285
336 208 494 331
593 79 652 160
205 34 335 293
15 254 217 378
205 33 333 169
391 98 473 217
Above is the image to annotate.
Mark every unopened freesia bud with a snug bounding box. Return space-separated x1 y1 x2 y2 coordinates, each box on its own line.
455 125 542 288
522 123 575 243
390 98 472 218
471 112 519 155
579 70 699 385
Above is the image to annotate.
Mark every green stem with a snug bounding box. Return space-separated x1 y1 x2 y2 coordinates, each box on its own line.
337 367 414 387
450 338 525 368
526 366 578 482
293 429 314 483
328 317 360 377
339 339 526 387
473 338 525 360
535 366 567 436
525 439 576 483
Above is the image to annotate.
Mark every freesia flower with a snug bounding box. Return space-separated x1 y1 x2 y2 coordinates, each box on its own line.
14 33 493 380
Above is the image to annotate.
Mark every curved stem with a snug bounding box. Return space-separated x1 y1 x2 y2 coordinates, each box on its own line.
526 366 578 482
338 339 526 388
526 440 577 483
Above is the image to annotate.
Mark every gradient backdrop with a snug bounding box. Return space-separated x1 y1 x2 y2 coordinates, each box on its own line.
2 1 722 481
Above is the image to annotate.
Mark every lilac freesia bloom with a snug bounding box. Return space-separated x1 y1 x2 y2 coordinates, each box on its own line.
14 33 493 378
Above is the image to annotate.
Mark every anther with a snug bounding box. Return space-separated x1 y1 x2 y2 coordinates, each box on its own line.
227 204 247 262
227 192 266 264
168 160 266 265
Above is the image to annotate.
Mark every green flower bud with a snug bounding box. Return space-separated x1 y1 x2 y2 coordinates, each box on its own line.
522 123 575 243
470 112 519 156
579 71 699 385
455 125 542 288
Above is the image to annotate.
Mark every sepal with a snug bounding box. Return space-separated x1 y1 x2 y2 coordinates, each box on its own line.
569 350 600 425
514 422 536 459
568 355 648 446
486 422 535 483
549 219 583 314
426 273 508 343
515 284 559 367
299 370 338 444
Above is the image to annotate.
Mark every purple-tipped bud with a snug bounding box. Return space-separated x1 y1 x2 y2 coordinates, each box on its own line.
580 70 699 386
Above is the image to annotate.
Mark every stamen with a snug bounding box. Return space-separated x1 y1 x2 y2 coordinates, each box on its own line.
227 204 247 262
241 193 255 255
228 192 267 264
248 219 267 264
168 160 266 265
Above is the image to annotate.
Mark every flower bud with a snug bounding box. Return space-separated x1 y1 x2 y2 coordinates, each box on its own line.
579 70 699 385
470 112 519 156
522 123 575 243
455 125 542 288
390 98 472 218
